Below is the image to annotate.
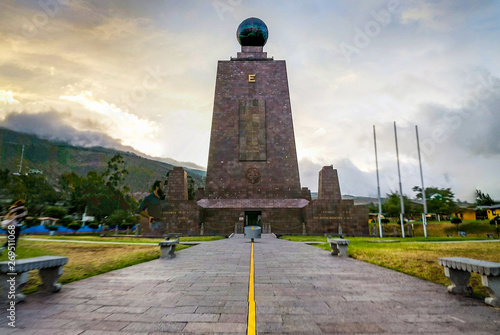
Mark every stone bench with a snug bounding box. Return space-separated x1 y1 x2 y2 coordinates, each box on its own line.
327 238 350 257
159 234 182 259
0 256 68 303
438 257 500 307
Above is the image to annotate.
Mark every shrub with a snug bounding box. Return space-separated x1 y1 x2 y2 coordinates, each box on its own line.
490 216 500 225
87 221 99 230
451 218 462 224
24 217 40 228
58 216 73 227
67 221 82 234
45 225 59 232
381 218 390 224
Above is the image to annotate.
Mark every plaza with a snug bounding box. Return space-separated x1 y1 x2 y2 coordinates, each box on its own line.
1 235 498 334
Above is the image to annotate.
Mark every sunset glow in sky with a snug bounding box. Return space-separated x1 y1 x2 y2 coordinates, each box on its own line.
1 0 499 201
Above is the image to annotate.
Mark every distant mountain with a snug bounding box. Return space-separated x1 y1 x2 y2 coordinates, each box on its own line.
342 195 380 205
0 128 206 198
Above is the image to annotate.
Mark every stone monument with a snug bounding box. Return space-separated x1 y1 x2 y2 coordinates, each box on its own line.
197 17 309 234
144 18 369 237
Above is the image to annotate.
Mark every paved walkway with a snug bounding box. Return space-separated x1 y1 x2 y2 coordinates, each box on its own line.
1 234 499 334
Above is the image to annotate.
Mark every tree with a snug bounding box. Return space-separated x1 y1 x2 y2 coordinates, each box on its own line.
0 169 11 190
368 203 379 214
103 154 129 192
413 186 457 217
43 206 67 219
62 157 136 221
106 209 137 228
476 189 495 206
9 173 61 215
382 192 419 219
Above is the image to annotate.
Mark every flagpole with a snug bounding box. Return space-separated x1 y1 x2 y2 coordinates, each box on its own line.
416 125 428 238
373 125 383 238
394 122 405 238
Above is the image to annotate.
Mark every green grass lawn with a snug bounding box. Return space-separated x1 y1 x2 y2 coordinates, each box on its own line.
23 234 226 243
282 235 500 297
374 219 499 238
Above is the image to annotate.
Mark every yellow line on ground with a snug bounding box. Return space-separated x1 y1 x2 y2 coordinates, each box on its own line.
247 242 256 335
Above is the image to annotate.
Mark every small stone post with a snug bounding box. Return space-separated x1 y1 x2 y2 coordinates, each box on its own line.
302 223 306 235
200 222 204 236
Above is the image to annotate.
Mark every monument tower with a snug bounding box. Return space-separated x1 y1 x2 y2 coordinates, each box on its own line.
198 17 310 233
151 18 368 237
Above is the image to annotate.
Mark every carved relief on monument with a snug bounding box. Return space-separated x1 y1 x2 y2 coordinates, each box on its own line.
239 99 266 161
245 167 261 184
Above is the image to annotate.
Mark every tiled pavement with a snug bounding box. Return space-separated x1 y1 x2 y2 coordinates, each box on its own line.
0 234 499 334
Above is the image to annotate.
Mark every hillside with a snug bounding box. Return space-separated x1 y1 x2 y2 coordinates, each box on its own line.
0 128 206 197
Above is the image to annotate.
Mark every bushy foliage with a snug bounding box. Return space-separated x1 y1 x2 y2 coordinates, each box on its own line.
24 217 40 228
67 221 82 233
87 220 100 230
382 192 420 217
3 172 61 215
60 155 137 220
106 209 138 228
44 206 67 219
413 186 457 216
57 216 73 227
476 189 495 206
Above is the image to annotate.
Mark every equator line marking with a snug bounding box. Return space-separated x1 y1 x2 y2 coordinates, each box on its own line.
247 242 256 334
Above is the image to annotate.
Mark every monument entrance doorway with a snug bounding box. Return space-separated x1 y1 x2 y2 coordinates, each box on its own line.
245 211 261 227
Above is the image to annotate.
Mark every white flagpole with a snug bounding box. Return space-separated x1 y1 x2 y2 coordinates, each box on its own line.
394 122 405 238
416 125 428 238
373 125 383 238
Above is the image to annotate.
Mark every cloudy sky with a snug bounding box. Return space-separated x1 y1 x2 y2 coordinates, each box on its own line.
1 0 499 202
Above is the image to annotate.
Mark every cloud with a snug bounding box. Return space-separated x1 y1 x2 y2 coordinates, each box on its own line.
400 0 497 32
0 90 19 104
1 110 133 150
59 91 161 156
417 71 500 157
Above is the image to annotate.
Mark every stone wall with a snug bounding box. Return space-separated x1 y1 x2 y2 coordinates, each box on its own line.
304 166 369 236
305 199 369 236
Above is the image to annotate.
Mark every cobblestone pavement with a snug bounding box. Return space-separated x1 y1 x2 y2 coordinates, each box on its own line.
0 234 499 334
